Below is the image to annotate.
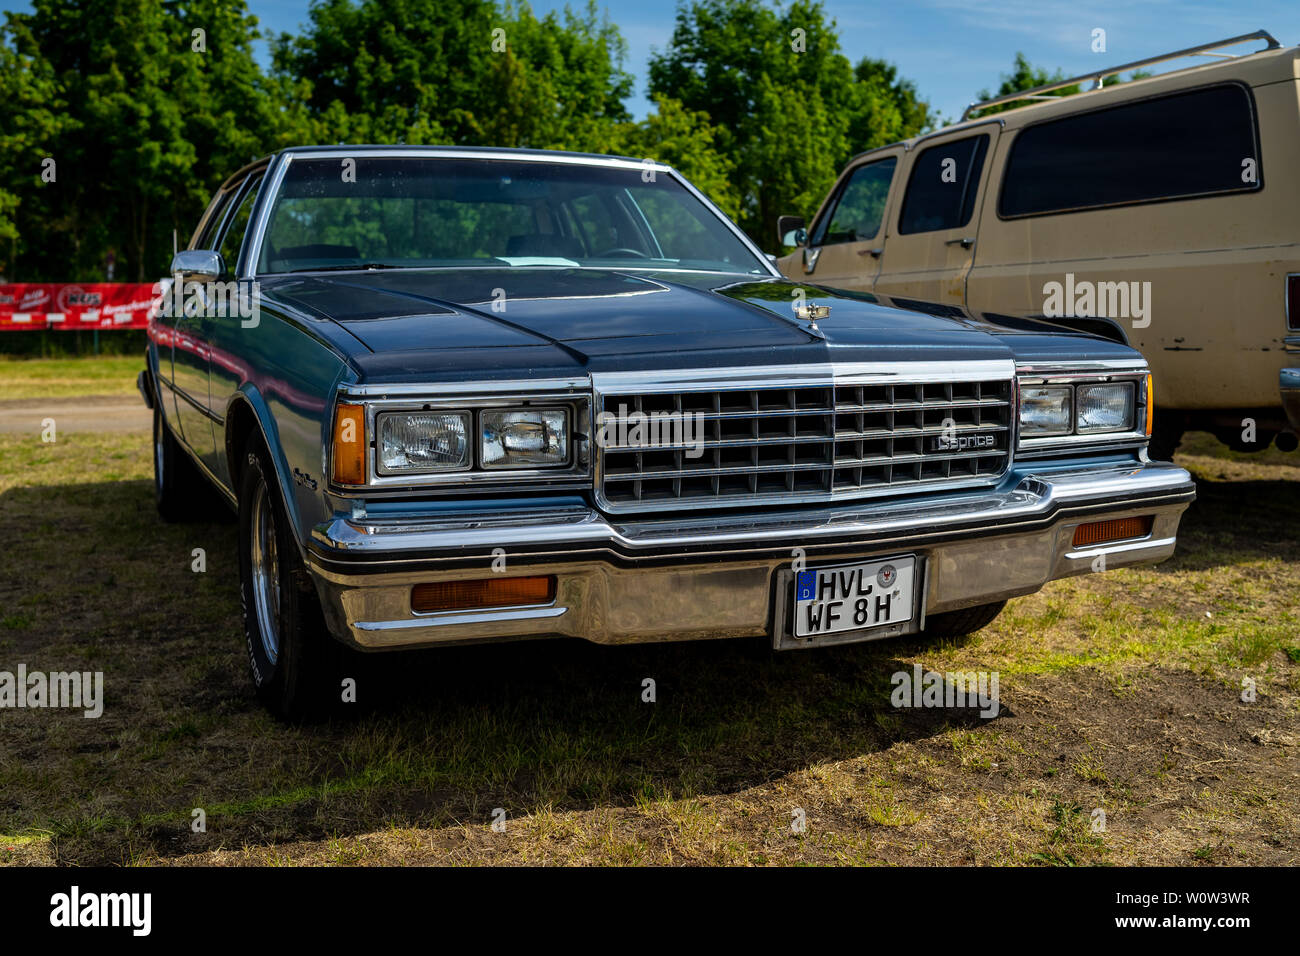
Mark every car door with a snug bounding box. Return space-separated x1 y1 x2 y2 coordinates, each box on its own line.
171 183 239 460
790 150 901 291
172 173 260 468
872 126 998 307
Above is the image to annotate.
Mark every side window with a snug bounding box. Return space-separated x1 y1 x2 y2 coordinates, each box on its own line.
195 189 236 251
813 157 897 245
999 83 1259 218
216 176 263 276
897 134 990 235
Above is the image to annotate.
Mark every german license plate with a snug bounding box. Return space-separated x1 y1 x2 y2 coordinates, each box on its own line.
793 556 917 638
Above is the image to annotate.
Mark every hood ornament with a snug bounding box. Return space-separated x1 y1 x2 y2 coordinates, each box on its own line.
793 302 831 329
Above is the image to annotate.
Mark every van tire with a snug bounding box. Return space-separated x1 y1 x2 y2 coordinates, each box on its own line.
1147 417 1185 461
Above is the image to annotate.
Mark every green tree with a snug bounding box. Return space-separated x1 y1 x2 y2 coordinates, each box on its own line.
583 94 741 219
272 0 634 149
1 0 291 281
648 0 933 250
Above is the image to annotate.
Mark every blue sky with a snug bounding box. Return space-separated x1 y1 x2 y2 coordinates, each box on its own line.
4 0 1298 122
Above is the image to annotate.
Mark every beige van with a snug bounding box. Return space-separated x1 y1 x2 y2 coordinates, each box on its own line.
776 30 1300 458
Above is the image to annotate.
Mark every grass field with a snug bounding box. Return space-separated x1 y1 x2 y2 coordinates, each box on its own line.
0 355 141 400
0 420 1296 866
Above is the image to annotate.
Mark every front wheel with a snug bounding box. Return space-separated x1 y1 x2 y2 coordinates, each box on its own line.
921 601 1006 640
238 440 340 720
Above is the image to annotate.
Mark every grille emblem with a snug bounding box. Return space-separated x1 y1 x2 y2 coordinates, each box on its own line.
931 433 996 452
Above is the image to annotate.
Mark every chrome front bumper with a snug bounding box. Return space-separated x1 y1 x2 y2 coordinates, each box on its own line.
305 460 1195 651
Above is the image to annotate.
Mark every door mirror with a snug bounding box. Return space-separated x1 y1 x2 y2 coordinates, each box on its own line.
776 215 806 248
170 249 223 281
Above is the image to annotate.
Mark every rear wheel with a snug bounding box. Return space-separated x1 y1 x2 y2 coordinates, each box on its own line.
922 601 1006 640
153 403 214 522
238 439 341 720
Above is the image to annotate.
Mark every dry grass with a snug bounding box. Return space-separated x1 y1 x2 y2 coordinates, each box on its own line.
0 420 1296 867
0 355 140 400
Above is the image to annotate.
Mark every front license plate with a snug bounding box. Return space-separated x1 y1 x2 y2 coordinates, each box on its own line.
793 556 917 638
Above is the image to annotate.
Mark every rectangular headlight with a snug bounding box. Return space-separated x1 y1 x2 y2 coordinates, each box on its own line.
481 408 568 468
1076 383 1135 433
377 411 470 474
1019 386 1072 437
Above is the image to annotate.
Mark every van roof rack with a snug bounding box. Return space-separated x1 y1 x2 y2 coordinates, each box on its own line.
961 30 1282 121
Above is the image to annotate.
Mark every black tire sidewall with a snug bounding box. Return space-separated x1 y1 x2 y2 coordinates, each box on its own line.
238 448 292 703
237 443 333 719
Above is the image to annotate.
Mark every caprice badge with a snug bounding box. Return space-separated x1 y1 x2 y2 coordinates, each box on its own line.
930 433 997 452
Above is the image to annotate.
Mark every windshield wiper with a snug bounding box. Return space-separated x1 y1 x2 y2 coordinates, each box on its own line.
283 262 406 274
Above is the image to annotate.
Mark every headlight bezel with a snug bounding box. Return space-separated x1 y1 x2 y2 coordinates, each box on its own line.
1015 368 1150 452
327 386 591 492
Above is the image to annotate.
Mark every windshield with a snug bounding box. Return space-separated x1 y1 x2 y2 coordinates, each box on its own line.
256 156 766 276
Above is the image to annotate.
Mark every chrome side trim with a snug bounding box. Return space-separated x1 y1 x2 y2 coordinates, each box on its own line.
357 605 567 632
339 377 590 398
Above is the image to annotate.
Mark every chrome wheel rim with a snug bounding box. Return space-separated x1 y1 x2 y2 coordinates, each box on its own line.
249 481 282 665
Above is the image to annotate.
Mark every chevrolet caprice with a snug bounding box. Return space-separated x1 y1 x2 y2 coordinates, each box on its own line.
140 146 1196 717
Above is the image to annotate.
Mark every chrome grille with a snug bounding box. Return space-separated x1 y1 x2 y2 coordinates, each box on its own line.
596 377 1013 512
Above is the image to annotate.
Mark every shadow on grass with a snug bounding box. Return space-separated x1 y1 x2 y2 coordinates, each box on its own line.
1155 474 1300 574
1 476 1009 864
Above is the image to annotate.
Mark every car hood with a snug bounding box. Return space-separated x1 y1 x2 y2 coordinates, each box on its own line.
257 268 1134 382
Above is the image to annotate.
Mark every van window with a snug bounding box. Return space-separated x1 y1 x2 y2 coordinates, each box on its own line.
811 156 897 245
897 134 990 235
998 83 1259 218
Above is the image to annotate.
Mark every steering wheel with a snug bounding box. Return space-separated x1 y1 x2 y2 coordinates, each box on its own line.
593 246 650 258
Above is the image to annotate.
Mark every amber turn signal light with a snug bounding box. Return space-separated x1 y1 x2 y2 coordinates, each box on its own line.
332 402 367 485
1144 372 1155 436
1072 515 1153 548
411 576 556 614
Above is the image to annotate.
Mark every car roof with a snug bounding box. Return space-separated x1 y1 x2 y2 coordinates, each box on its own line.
278 144 661 166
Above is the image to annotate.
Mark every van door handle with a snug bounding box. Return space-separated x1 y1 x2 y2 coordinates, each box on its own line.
945 237 975 248
858 248 883 257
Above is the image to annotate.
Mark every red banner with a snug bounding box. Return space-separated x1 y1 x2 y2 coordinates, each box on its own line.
0 283 158 331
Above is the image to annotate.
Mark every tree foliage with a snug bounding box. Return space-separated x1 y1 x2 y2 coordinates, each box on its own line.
647 0 934 249
0 0 938 278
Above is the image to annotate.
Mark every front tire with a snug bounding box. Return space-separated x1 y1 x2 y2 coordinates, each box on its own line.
922 601 1006 640
238 440 340 720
